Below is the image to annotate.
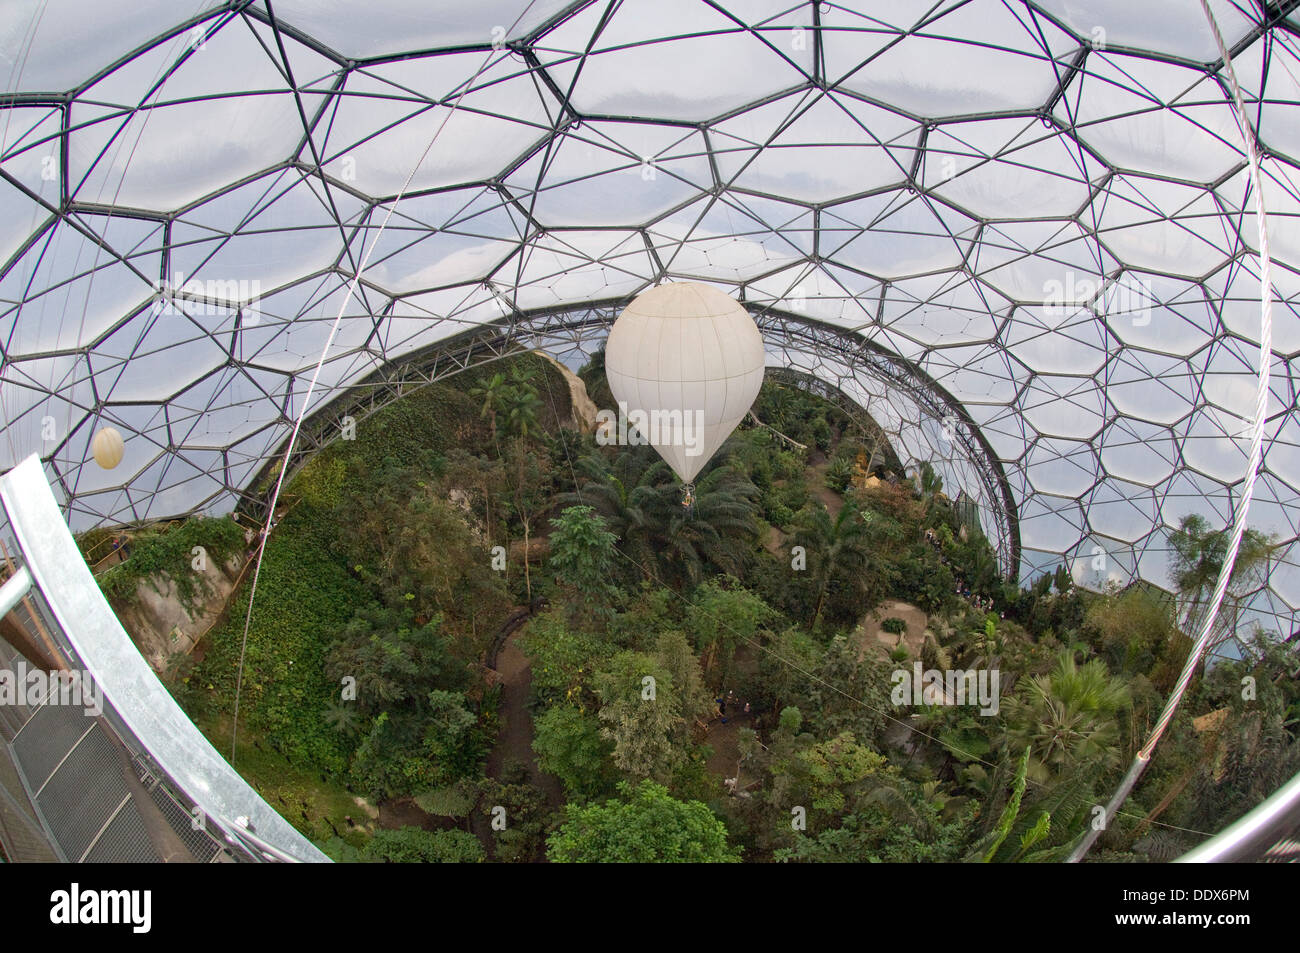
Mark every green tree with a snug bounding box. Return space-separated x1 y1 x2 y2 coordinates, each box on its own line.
532 704 617 800
593 650 683 782
1003 651 1132 782
685 578 774 683
1169 514 1275 650
364 827 484 863
518 612 612 708
563 444 760 587
652 629 717 731
547 780 740 863
791 500 873 630
469 371 510 442
503 383 544 438
501 437 552 599
335 465 510 650
547 504 619 602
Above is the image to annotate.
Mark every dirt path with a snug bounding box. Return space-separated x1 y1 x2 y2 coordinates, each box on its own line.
806 457 845 519
485 625 563 806
703 710 758 791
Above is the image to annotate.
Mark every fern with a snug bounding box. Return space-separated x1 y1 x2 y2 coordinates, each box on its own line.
982 747 1030 862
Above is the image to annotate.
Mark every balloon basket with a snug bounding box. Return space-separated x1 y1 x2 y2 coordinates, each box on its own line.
681 483 695 511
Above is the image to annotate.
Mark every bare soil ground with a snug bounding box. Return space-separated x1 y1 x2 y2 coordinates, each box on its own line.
485 624 563 806
855 599 929 660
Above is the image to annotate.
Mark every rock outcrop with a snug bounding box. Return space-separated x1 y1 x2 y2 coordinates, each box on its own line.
112 555 247 674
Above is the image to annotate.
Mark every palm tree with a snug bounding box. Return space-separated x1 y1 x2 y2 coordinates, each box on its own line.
324 701 361 738
469 372 510 440
1169 513 1275 650
560 448 661 573
503 386 544 438
917 460 945 514
1003 650 1131 782
791 500 871 631
648 461 760 587
561 443 759 587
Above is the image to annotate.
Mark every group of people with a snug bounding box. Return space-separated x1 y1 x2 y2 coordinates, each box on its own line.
713 689 750 725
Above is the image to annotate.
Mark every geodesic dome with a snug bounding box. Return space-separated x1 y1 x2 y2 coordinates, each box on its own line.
2 0 1300 639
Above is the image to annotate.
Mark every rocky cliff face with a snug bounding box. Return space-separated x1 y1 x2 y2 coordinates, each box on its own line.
113 555 246 675
535 351 598 433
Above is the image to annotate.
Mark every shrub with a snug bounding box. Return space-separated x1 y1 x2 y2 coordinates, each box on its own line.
364 827 484 863
97 516 246 612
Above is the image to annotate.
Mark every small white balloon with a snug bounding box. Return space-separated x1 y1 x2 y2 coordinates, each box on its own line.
91 427 125 470
605 282 765 484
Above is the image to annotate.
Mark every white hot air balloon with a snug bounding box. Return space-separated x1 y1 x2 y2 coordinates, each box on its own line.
603 282 765 501
91 426 125 470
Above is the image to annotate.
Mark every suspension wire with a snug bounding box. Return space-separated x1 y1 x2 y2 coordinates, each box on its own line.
229 2 540 762
1067 0 1275 862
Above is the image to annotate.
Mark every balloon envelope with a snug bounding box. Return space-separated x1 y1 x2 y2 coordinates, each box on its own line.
604 282 765 483
91 426 125 470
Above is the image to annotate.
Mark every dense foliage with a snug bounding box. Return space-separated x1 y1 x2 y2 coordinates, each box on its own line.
124 355 1294 863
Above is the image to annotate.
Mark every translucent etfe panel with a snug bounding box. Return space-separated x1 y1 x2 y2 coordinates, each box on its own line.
0 353 92 471
1229 34 1300 163
923 343 1020 405
270 0 571 57
358 187 524 294
1059 54 1240 182
712 93 918 203
1032 0 1256 61
824 190 975 279
89 304 231 403
237 279 378 374
1220 164 1300 273
746 264 877 328
0 0 220 93
130 448 225 521
66 18 331 211
1091 176 1233 276
383 285 509 359
1099 417 1178 486
1018 496 1086 553
1004 305 1108 376
648 196 803 281
974 220 1110 303
830 0 1077 116
506 123 712 227
536 0 812 121
1017 374 1106 439
316 53 552 196
170 170 362 294
1105 350 1194 426
170 364 282 450
1211 258 1300 357
59 402 170 496
1084 477 1160 544
927 118 1097 220
0 217 159 356
0 106 62 263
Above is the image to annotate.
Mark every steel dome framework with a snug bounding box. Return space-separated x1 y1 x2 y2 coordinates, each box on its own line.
2 0 1300 641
